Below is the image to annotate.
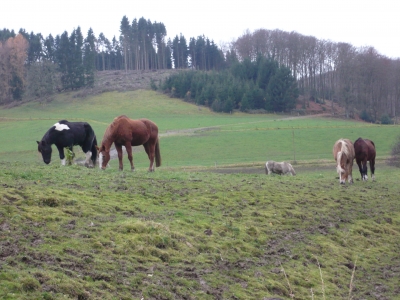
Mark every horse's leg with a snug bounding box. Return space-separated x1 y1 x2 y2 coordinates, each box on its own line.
348 160 354 184
115 143 124 171
356 159 363 180
143 143 155 172
348 168 353 184
370 159 376 181
336 162 342 184
341 171 346 184
362 159 368 181
124 143 135 171
56 145 66 166
81 142 93 168
83 151 92 167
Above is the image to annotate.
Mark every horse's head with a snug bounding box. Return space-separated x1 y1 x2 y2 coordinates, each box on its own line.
37 140 52 164
97 144 110 170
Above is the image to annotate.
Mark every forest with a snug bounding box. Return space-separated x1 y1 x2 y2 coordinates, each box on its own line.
1 16 400 121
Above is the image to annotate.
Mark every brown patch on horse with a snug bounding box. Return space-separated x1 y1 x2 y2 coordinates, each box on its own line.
333 138 355 184
98 115 161 171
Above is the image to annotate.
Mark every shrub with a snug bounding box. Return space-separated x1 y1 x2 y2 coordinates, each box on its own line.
380 114 392 125
359 110 374 123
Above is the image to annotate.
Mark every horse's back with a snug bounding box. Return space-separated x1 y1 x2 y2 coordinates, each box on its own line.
106 116 158 145
354 138 375 160
333 138 354 160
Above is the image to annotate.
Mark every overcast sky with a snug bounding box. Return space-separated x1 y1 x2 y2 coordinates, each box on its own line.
2 0 399 58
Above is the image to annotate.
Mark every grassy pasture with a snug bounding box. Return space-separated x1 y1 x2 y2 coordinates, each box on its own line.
0 90 400 299
0 89 398 166
1 162 400 299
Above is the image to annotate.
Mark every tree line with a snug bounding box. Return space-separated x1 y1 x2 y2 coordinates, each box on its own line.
161 55 298 113
0 16 224 104
1 22 399 122
231 29 400 122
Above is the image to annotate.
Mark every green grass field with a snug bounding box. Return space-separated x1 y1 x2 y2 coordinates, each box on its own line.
1 90 400 299
0 89 398 167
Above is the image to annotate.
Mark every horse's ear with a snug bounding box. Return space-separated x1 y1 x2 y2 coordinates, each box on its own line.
36 141 40 145
95 145 99 151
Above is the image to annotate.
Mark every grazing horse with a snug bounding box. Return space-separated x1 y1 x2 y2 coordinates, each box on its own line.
354 137 376 181
333 138 355 184
97 115 161 171
265 161 296 176
37 120 98 167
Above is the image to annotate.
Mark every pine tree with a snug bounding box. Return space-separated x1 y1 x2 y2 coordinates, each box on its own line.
73 27 85 89
43 34 56 62
57 31 70 90
84 28 96 87
120 15 130 72
266 66 298 112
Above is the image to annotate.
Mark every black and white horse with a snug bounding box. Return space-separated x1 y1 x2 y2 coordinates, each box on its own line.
37 120 98 167
265 161 296 176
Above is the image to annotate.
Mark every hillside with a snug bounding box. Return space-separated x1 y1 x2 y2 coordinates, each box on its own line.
76 69 177 97
92 71 347 117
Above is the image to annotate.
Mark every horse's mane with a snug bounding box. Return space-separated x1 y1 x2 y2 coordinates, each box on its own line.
335 139 352 174
340 139 352 158
101 115 129 145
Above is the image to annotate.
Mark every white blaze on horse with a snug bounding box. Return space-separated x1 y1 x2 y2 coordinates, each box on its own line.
265 161 296 176
37 120 98 167
333 138 355 184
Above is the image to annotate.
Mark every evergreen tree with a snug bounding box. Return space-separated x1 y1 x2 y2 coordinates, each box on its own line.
27 32 43 65
120 15 130 72
84 28 96 87
72 27 85 89
57 31 71 90
0 28 16 41
43 34 56 62
138 17 148 70
266 66 298 111
165 38 173 69
256 56 278 90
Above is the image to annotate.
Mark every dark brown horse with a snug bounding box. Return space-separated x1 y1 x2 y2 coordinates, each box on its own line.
333 138 355 184
354 137 376 181
97 115 161 171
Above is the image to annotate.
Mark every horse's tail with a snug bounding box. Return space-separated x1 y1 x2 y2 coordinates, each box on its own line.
336 151 345 174
91 136 98 165
155 138 161 167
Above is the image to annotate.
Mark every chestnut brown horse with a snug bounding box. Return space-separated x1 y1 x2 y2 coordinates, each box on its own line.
354 137 376 181
333 138 355 184
98 115 161 171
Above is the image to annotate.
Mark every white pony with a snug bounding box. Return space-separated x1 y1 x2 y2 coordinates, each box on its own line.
265 161 296 176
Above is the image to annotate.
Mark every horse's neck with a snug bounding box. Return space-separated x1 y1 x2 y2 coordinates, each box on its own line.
44 130 56 145
102 135 114 150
